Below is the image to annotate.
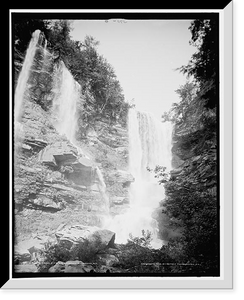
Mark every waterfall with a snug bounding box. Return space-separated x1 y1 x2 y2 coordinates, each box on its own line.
95 167 110 213
51 61 110 212
14 29 109 212
14 30 41 137
105 108 173 248
129 110 172 209
52 61 81 144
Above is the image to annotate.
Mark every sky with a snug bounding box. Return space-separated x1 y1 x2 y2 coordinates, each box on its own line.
70 19 196 121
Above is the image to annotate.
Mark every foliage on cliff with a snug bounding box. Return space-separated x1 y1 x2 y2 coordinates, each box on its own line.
13 18 130 129
13 18 49 60
178 19 218 109
160 18 219 274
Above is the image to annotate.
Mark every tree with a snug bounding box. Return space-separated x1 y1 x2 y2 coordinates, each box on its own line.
13 16 130 134
158 18 219 274
46 20 74 66
13 18 50 56
152 143 218 271
69 35 128 129
161 111 172 123
179 19 218 109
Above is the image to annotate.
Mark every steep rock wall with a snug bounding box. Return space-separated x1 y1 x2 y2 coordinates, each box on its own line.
14 33 132 250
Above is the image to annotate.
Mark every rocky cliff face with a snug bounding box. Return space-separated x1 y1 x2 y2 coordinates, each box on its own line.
13 33 134 271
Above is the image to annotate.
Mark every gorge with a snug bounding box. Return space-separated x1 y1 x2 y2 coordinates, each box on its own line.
13 30 174 273
13 17 219 275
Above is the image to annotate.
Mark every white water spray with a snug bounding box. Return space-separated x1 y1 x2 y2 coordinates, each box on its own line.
52 61 81 144
14 30 41 136
105 109 173 248
95 167 110 213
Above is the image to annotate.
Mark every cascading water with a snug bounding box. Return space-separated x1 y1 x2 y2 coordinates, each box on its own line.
14 29 109 212
52 61 81 144
14 30 172 237
51 61 109 211
95 166 110 213
129 110 172 208
105 108 173 248
14 30 41 138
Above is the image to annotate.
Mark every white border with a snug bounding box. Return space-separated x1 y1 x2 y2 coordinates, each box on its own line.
9 8 12 284
4 4 233 289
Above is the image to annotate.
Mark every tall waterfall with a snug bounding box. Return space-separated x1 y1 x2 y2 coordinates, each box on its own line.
129 109 172 209
14 30 41 137
105 108 172 248
52 61 81 144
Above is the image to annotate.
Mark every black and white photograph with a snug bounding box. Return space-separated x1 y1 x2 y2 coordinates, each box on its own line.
7 6 233 289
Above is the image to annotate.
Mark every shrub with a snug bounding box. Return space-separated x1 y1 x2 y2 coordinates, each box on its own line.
37 237 103 272
69 238 102 263
37 241 70 272
115 230 157 272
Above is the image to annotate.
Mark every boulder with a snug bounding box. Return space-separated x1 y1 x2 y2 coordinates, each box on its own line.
48 261 65 273
73 157 96 169
39 146 57 166
39 141 78 167
55 225 116 251
88 229 116 251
